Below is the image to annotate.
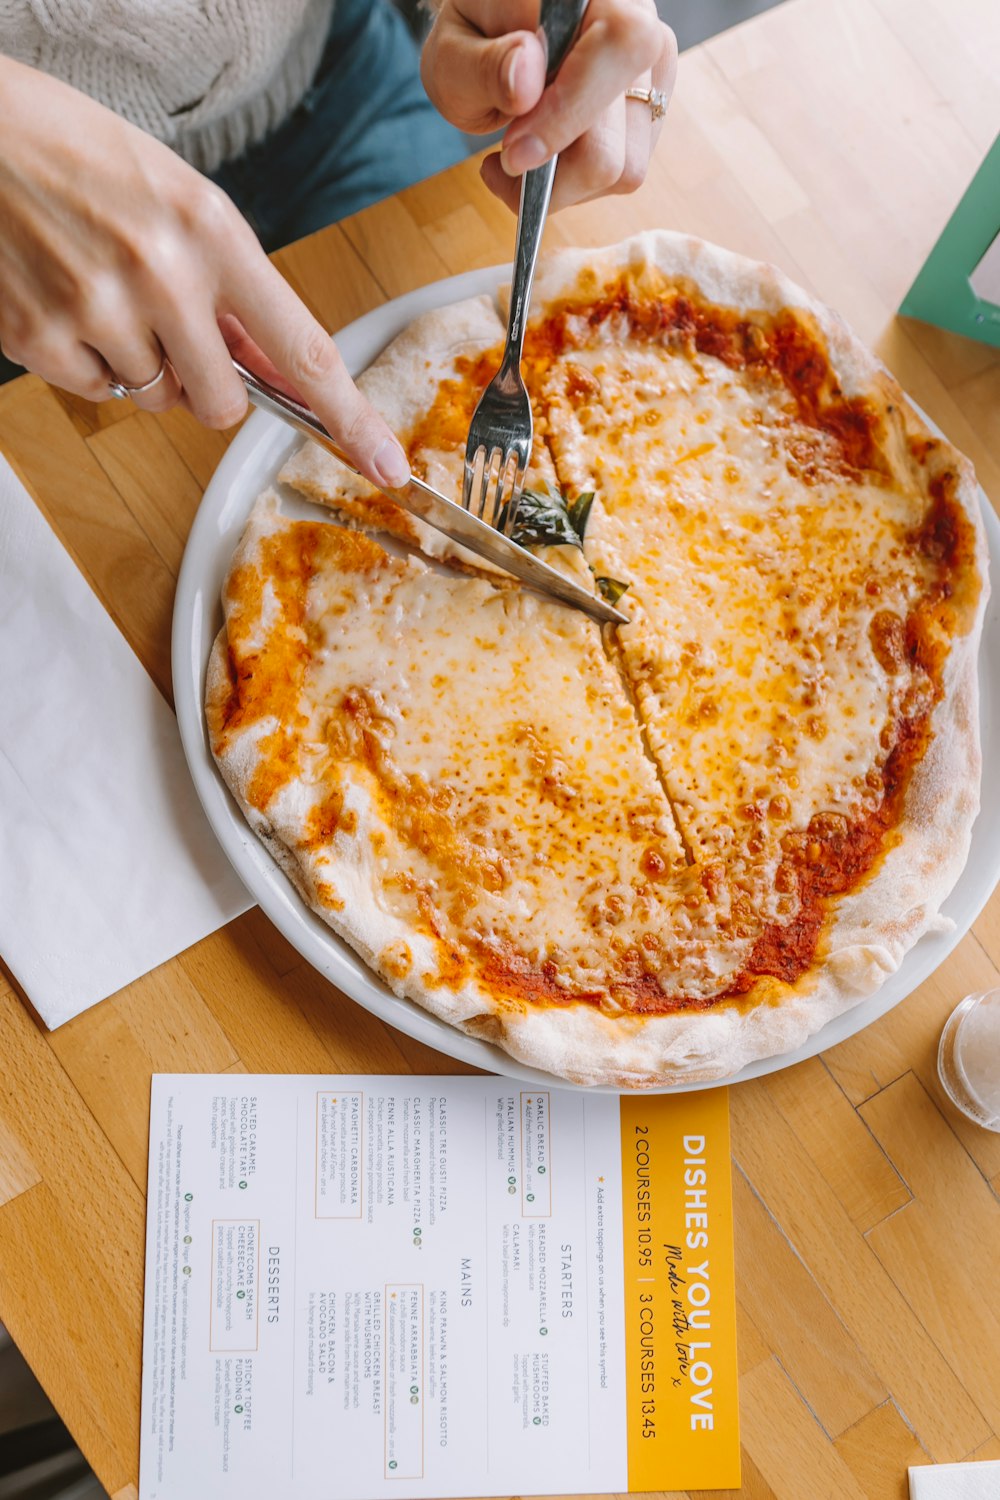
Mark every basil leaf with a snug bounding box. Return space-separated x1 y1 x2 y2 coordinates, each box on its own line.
499 483 583 550
595 575 630 605
567 491 595 540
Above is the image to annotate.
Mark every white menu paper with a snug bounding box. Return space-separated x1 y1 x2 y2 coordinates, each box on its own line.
140 1074 740 1499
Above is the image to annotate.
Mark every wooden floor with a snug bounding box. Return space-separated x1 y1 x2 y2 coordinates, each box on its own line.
0 1 999 1498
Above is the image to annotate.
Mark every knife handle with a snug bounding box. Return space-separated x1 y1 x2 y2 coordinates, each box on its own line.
539 0 590 83
232 359 367 482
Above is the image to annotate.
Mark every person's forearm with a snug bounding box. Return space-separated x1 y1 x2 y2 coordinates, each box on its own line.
0 53 408 484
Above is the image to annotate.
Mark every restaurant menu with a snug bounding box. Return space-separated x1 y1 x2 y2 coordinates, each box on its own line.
140 1075 739 1497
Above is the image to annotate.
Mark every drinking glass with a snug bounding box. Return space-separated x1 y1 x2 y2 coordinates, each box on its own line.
937 989 1000 1132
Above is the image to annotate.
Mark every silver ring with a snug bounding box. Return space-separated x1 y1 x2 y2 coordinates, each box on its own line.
625 86 669 122
108 354 168 401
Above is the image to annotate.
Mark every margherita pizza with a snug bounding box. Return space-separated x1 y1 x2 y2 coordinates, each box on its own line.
206 232 988 1087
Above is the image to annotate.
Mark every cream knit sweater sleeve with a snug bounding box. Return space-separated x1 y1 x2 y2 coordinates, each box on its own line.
0 0 336 173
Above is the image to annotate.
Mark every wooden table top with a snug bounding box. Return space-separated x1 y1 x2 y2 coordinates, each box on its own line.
2 1 999 1496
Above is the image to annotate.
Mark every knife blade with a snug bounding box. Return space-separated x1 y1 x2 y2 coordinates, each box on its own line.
233 359 628 627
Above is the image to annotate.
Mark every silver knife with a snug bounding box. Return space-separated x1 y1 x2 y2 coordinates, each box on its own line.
233 360 628 627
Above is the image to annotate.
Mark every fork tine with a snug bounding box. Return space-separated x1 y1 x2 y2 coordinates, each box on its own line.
492 450 512 529
462 451 474 511
464 445 486 518
484 447 505 525
501 455 528 536
498 452 526 536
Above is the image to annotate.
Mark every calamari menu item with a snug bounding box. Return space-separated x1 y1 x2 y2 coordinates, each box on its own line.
140 1076 739 1497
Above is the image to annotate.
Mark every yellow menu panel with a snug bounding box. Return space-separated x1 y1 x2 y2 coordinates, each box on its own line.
620 1089 740 1492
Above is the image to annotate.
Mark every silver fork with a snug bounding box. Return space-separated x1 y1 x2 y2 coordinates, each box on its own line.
463 0 589 533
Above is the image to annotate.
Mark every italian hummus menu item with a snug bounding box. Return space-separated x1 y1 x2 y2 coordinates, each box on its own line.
140 1074 739 1498
207 232 987 1086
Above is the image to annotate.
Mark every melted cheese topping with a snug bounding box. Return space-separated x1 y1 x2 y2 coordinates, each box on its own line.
536 332 944 931
229 275 980 1018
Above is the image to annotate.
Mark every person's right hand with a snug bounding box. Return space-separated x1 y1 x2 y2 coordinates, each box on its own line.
0 56 411 488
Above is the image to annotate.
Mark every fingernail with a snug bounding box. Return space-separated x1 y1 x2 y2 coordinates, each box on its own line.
373 438 410 488
501 133 548 176
503 41 525 100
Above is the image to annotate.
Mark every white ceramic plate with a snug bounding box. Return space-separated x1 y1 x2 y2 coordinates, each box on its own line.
172 267 1000 1093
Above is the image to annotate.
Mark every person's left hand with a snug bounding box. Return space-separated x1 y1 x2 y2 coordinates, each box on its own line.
421 0 677 212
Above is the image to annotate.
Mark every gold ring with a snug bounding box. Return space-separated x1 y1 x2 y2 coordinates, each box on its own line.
108 355 168 401
625 86 669 122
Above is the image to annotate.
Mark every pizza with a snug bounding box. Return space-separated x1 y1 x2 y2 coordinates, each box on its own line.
205 232 989 1087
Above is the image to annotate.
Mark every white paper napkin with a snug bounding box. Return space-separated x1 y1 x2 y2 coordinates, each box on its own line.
910 1460 1000 1499
0 449 251 1027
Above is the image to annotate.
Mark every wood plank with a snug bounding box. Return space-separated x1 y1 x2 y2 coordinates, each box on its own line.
688 1450 779 1500
398 155 511 245
49 962 239 1189
0 993 144 1491
0 990 144 1245
551 152 687 250
950 362 1000 507
155 404 237 491
768 205 888 347
661 148 813 278
964 1434 1000 1461
87 409 204 576
271 224 386 334
377 1027 487 1078
279 963 416 1076
177 916 358 1073
901 317 1000 401
52 387 133 440
824 939 1000 1182
423 203 511 276
762 1059 911 1232
730 1082 989 1459
239 907 304 980
862 1073 1000 1432
341 195 451 299
704 0 983 310
681 51 809 225
868 0 1000 151
0 1113 40 1209
0 1184 141 1495
740 1358 869 1499
733 1166 886 1435
972 883 1000 974
834 1400 929 1500
735 1297 772 1376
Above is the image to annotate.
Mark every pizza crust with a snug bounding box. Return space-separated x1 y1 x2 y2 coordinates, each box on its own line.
209 234 989 1088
